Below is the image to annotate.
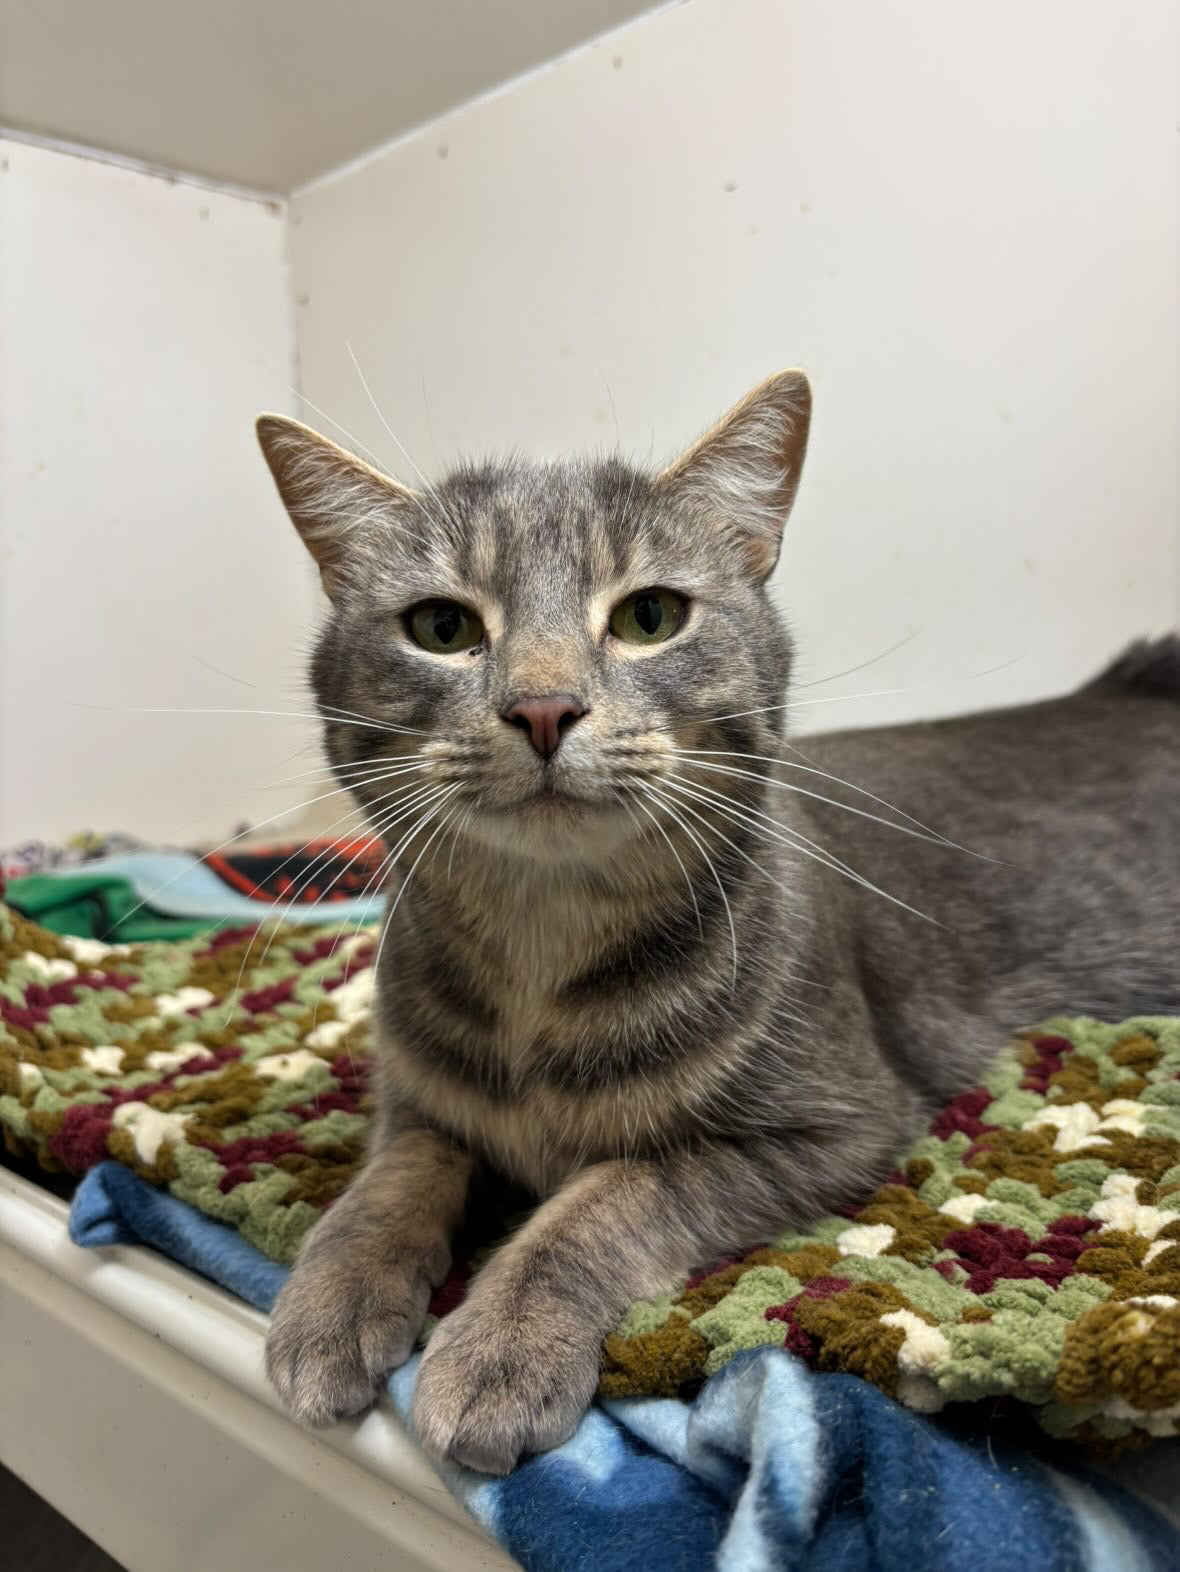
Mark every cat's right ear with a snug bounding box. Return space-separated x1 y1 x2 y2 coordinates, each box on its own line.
255 414 424 600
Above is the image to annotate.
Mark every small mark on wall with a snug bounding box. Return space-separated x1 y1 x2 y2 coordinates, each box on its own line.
723 181 738 194
612 55 623 69
296 292 311 307
198 205 210 221
994 405 1014 423
437 145 449 160
799 201 812 214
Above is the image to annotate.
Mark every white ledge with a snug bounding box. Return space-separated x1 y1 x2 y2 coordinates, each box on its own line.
0 1166 513 1572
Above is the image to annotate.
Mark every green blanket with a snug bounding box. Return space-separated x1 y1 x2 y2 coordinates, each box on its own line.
5 872 217 943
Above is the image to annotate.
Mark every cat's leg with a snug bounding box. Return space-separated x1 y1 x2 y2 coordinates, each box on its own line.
412 1137 844 1474
266 1125 473 1425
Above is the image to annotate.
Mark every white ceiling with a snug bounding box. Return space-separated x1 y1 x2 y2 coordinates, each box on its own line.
0 0 659 192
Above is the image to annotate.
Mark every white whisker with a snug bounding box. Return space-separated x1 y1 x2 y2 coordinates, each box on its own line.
222 777 447 1013
623 791 703 938
94 704 426 740
80 761 419 939
446 802 478 881
670 751 988 856
660 685 923 734
369 788 462 982
316 700 433 737
644 779 800 914
299 790 437 1044
345 342 462 537
258 758 429 794
661 772 940 927
636 784 738 985
794 632 918 689
284 383 392 474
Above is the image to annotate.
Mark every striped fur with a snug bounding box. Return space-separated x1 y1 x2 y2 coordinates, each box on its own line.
256 376 1180 1474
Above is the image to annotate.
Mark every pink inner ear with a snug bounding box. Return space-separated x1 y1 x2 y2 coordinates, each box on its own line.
654 372 811 579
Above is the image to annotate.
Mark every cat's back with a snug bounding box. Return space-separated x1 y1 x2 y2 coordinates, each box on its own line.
797 636 1180 856
791 636 1180 1028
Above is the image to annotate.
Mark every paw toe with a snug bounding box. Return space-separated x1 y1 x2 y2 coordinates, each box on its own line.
357 1307 420 1378
266 1274 430 1427
446 1430 520 1476
268 1335 375 1427
415 1401 521 1475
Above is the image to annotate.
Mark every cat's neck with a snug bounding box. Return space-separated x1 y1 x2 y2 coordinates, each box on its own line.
397 832 669 983
386 793 819 1000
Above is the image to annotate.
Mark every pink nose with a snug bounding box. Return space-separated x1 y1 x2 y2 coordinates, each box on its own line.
503 694 586 759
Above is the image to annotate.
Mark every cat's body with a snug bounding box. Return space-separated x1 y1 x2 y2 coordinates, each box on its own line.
374 659 1180 1203
802 662 1180 1057
254 374 1180 1475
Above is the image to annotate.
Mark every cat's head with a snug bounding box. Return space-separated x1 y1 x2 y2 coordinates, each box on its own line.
257 372 810 864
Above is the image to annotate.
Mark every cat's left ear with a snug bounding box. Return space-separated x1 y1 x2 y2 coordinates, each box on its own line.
656 370 811 579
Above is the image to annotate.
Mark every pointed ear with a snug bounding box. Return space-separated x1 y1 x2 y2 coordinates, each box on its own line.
255 414 424 599
656 370 812 578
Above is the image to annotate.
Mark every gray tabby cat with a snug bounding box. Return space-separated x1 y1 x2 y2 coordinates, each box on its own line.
256 373 1180 1474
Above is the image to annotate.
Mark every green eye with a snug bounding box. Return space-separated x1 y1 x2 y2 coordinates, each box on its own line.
408 600 484 654
609 589 687 646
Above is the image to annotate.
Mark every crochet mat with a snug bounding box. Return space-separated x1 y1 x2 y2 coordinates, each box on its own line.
2 901 1178 1449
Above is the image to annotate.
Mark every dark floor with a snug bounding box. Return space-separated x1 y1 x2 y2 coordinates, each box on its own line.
0 1464 126 1572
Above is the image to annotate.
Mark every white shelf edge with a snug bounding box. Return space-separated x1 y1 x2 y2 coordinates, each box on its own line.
0 1166 506 1556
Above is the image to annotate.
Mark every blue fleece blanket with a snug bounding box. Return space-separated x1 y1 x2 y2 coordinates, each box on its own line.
51 851 381 925
71 1163 1180 1572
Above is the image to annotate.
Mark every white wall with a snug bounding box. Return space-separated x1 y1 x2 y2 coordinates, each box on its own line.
3 3 1176 848
1 0 661 191
289 0 1180 733
0 138 319 844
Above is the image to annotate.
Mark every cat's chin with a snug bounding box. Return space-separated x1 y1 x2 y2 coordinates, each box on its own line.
464 792 637 863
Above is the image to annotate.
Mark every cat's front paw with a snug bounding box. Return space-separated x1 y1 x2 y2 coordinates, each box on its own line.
412 1290 601 1474
266 1250 435 1427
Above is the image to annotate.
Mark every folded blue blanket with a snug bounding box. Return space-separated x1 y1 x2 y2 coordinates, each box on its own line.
71 1163 1180 1572
53 851 381 925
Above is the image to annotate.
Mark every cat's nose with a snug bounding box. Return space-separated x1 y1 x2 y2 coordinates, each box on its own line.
502 694 587 759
